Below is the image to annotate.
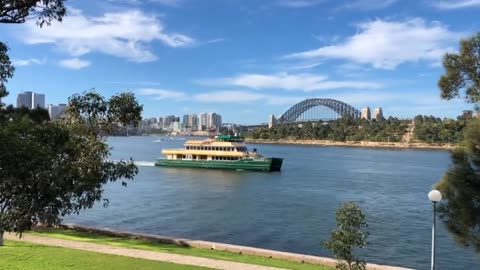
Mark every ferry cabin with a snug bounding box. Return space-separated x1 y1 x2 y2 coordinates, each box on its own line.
161 140 255 161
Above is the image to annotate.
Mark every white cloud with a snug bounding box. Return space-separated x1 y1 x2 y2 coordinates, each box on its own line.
150 0 183 6
197 72 382 91
340 0 398 10
137 88 187 100
12 58 46 66
276 0 324 8
285 18 462 69
21 9 193 63
137 88 304 105
108 0 183 6
193 90 305 105
59 58 91 69
433 0 480 9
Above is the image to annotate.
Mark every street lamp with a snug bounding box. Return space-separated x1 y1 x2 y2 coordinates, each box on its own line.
428 190 442 270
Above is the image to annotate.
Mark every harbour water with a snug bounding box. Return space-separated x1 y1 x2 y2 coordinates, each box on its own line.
66 136 480 269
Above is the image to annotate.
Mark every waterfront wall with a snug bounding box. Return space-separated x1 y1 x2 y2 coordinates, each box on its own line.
59 223 412 270
245 139 455 150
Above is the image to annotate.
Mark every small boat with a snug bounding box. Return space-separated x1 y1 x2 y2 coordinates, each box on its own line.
155 135 283 172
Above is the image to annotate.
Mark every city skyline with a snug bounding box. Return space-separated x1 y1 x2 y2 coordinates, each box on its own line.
1 0 478 123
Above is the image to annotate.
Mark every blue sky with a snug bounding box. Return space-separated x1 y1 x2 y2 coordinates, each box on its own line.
1 0 479 124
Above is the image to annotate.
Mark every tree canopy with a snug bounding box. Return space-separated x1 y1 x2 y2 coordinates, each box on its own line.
436 118 480 251
0 91 143 245
439 33 480 109
325 202 369 270
436 32 480 252
0 42 14 99
0 0 66 26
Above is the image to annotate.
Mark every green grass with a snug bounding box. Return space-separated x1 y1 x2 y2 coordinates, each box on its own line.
0 240 211 270
29 228 332 270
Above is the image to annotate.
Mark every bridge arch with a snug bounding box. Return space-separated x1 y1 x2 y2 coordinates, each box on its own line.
277 98 360 123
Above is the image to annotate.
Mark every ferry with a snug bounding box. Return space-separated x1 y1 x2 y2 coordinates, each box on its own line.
155 135 283 172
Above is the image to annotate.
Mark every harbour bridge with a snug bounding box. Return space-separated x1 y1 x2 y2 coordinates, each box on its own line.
242 98 361 130
276 98 361 123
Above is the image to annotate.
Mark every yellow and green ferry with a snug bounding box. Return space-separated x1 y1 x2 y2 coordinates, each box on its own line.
155 135 283 172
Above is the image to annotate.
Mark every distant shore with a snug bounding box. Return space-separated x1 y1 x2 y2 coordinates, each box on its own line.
245 139 456 150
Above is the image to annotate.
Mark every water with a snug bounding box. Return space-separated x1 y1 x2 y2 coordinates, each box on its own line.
66 136 480 270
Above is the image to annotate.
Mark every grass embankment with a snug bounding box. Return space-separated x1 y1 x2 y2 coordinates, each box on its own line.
0 240 210 270
30 228 332 270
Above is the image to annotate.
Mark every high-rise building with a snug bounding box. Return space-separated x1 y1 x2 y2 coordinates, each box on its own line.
198 112 208 131
174 116 180 122
214 113 222 129
17 91 33 108
207 112 222 130
164 115 176 128
361 107 371 120
268 114 276 128
16 91 45 109
188 114 198 131
158 117 164 129
32 93 45 108
47 104 66 121
373 107 383 121
183 115 190 127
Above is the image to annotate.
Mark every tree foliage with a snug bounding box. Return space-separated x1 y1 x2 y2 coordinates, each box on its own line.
436 118 480 251
248 116 409 142
325 202 369 270
435 32 480 253
0 0 66 26
0 42 14 99
0 90 143 245
439 33 480 110
413 115 469 144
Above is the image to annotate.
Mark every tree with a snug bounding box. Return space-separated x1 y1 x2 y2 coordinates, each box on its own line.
435 119 480 251
325 202 369 270
0 90 143 246
0 0 66 26
436 32 480 252
439 33 480 110
0 42 14 99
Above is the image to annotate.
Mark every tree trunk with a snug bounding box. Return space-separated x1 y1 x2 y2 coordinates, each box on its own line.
0 230 4 246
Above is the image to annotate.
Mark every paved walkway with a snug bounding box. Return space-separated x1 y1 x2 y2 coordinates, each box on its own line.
6 233 286 270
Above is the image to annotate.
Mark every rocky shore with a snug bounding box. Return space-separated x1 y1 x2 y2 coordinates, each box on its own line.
245 139 456 150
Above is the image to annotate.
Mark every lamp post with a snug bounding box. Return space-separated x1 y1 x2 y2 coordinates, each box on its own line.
428 190 442 270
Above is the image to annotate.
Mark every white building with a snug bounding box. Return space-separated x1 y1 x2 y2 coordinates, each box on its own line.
361 107 371 120
373 107 383 121
33 93 45 108
16 91 45 109
47 104 67 121
198 112 208 131
17 91 33 108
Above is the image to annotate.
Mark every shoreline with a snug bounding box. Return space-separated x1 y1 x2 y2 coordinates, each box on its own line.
56 223 412 270
245 139 456 150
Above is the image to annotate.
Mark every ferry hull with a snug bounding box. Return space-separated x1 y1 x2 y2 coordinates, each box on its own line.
155 158 283 172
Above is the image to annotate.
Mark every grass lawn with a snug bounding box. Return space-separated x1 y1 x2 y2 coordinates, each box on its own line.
0 240 211 270
29 228 333 270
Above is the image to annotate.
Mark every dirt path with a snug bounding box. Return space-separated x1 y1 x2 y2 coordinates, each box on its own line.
6 233 286 270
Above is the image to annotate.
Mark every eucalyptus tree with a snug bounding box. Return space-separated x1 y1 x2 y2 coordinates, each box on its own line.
0 91 143 245
436 32 480 252
325 202 369 270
